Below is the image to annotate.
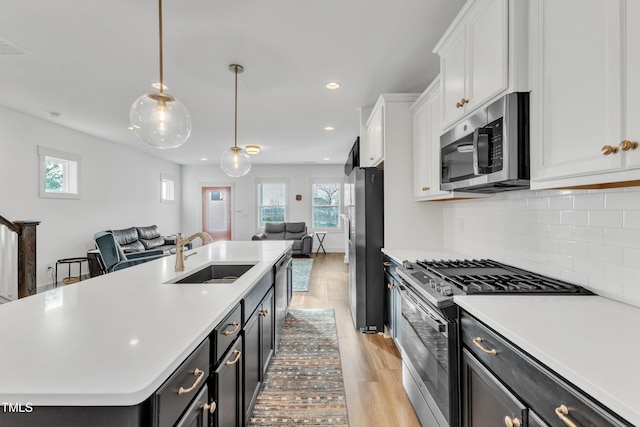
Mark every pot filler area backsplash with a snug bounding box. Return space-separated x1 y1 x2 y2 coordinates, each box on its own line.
442 186 640 308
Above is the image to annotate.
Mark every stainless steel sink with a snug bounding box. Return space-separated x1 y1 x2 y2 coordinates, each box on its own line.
172 264 255 284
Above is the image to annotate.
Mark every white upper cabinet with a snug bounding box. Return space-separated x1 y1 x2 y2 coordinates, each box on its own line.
434 0 527 131
412 78 449 200
530 0 640 189
412 77 488 201
364 101 385 167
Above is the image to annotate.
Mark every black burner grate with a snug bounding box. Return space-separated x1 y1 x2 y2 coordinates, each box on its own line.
416 259 591 295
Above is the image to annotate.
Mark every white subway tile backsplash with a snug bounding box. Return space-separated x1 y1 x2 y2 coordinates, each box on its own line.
573 193 604 210
623 247 640 267
588 211 623 228
559 241 588 258
588 243 623 265
573 226 604 244
560 211 588 226
624 211 640 229
605 228 640 249
549 195 574 211
538 211 561 224
443 187 640 308
605 190 640 210
548 224 573 240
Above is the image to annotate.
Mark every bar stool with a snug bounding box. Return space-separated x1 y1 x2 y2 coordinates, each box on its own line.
55 257 89 286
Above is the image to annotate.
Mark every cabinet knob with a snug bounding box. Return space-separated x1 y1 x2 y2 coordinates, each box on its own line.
383 261 392 267
203 401 217 415
619 140 639 151
461 98 469 105
504 416 521 427
601 145 619 155
387 283 396 289
422 186 430 191
555 405 578 427
259 308 269 317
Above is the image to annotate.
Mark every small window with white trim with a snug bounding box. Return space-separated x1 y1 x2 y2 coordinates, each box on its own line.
38 147 80 199
311 181 342 229
161 174 176 203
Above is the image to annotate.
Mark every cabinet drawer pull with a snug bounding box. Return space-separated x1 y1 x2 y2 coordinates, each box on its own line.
472 337 497 355
226 349 242 365
177 368 204 395
555 405 578 427
461 98 469 105
422 186 430 191
456 101 463 108
259 309 269 317
222 321 240 336
387 283 396 289
619 140 639 151
203 401 217 415
383 261 392 267
601 145 618 155
504 416 521 427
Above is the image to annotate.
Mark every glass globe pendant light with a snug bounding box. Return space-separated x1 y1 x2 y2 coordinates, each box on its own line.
220 64 251 177
130 0 191 149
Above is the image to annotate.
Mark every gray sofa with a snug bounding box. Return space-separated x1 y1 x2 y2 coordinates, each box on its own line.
252 222 313 256
106 225 181 255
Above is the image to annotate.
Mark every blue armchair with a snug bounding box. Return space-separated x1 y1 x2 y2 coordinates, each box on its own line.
94 231 166 273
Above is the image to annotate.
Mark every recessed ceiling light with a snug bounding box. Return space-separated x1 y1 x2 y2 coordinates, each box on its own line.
245 145 261 155
325 81 341 90
200 158 208 161
323 157 330 161
324 126 334 131
127 126 134 131
151 82 168 90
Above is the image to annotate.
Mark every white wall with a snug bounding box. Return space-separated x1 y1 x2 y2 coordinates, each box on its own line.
442 187 640 307
181 163 347 252
0 107 182 290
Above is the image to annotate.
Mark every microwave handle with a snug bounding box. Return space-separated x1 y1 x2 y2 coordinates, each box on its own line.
472 128 480 175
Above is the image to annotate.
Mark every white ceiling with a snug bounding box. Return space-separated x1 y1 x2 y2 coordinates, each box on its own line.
0 0 465 166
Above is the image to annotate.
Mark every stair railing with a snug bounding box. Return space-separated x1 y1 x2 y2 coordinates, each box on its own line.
0 214 40 299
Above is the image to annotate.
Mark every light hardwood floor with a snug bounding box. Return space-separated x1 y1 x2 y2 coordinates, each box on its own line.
290 253 421 427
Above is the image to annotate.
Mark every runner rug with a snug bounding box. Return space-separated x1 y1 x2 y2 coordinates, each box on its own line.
292 258 314 292
249 309 349 426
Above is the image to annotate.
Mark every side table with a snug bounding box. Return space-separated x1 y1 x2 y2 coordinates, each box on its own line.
315 231 327 255
55 257 89 287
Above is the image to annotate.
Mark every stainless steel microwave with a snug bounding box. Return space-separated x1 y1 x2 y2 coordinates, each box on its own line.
440 92 530 193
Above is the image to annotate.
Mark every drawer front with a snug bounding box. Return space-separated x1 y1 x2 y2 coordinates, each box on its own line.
175 384 210 427
213 303 242 363
154 338 210 427
243 272 273 324
461 312 630 427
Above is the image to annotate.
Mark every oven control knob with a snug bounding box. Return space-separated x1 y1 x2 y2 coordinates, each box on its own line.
428 279 437 289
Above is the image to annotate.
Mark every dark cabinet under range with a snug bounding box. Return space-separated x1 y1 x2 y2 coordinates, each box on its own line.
383 255 402 348
460 311 632 427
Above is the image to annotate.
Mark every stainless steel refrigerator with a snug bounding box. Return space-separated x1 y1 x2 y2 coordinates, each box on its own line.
345 167 384 333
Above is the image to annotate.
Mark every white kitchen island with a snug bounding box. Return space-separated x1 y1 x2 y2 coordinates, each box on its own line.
0 240 291 415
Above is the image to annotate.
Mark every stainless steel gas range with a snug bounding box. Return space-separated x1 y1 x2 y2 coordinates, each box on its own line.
395 259 591 427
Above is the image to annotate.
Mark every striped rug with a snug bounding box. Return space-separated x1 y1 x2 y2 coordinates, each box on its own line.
249 309 349 426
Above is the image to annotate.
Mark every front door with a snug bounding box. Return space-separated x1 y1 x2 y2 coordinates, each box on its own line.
202 186 232 241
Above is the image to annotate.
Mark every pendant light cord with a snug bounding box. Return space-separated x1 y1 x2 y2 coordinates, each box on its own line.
234 65 238 149
158 0 164 94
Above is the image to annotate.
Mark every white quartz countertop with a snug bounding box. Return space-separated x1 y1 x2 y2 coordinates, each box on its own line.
0 240 291 406
455 295 640 425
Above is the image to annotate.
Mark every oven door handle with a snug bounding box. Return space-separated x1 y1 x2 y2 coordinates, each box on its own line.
398 285 447 334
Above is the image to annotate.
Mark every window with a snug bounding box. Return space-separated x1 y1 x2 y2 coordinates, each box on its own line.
38 147 80 199
161 174 176 203
312 182 341 229
257 181 287 227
